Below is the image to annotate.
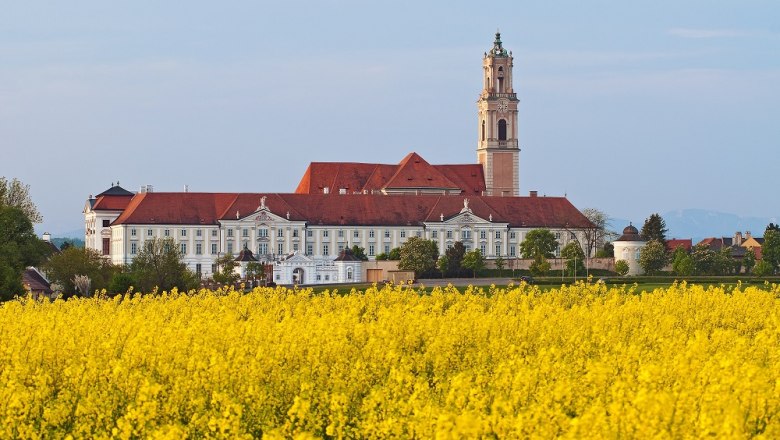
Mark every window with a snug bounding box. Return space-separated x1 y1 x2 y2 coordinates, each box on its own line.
180 243 187 254
102 219 110 227
317 274 322 281
416 231 422 237
102 238 110 255
338 244 344 252
368 244 375 256
242 228 249 237
325 275 330 281
258 228 268 238
276 274 281 281
400 230 406 238
323 230 329 238
369 230 375 238
278 228 284 238
293 243 299 252
147 229 153 237
495 245 501 256
211 229 217 237
495 231 501 239
278 243 284 254
131 228 137 237
227 229 233 237
227 242 233 254
212 264 217 274
306 244 313 255
338 230 344 238
195 264 202 276
447 231 453 239
571 232 577 240
480 243 487 255
195 243 202 255
196 229 202 237
164 229 170 237
259 243 268 254
555 232 561 239
323 244 329 256
479 231 486 239
481 119 485 141
432 231 438 239
211 243 217 255
347 268 353 280
307 230 313 237
510 232 516 240
463 230 471 239
384 231 390 238
293 229 299 238
510 245 516 257
181 229 187 237
353 231 359 238
498 119 507 141
130 242 137 255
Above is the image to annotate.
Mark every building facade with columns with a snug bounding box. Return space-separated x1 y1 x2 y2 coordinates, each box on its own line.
83 33 594 283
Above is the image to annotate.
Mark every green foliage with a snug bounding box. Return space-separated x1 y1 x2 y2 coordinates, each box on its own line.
743 248 756 274
0 177 43 224
44 246 115 297
0 206 50 300
130 238 198 292
437 255 449 278
640 213 668 243
529 253 551 276
639 240 667 275
762 229 780 272
246 262 266 281
445 242 466 276
671 246 694 276
388 248 401 261
350 245 368 261
519 229 558 259
398 237 439 276
753 260 774 277
461 249 485 278
561 241 585 276
375 253 388 261
212 253 240 284
614 259 630 276
109 272 136 294
494 256 505 276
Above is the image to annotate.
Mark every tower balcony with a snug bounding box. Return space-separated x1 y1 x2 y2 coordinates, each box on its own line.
481 139 518 149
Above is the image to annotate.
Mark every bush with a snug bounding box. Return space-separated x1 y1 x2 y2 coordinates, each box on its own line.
614 260 630 276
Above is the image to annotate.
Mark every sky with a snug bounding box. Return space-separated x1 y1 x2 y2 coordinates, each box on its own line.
1 1 778 236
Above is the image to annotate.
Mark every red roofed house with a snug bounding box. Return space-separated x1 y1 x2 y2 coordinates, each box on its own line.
83 33 594 284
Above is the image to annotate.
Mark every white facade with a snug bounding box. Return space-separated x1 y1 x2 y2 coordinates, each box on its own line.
613 240 646 276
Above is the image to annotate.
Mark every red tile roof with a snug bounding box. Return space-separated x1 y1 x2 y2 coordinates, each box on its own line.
92 195 134 211
665 239 692 252
294 152 485 195
112 192 592 229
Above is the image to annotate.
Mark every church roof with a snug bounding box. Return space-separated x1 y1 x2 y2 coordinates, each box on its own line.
294 153 485 196
111 192 592 229
97 184 134 197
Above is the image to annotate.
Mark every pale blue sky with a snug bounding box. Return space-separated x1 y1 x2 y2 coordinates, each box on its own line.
1 1 778 235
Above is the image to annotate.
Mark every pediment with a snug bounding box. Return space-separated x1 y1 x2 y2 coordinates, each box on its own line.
283 253 313 263
443 211 491 225
238 209 289 224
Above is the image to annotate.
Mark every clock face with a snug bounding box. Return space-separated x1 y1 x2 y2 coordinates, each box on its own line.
497 99 508 113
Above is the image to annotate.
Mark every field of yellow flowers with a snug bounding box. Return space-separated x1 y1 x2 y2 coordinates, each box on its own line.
2 281 780 438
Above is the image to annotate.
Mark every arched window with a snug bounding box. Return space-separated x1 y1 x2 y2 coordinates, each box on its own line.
497 66 504 92
481 120 485 141
498 119 507 141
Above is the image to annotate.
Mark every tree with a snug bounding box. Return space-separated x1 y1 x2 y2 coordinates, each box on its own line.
398 237 439 277
495 256 505 276
0 177 43 224
350 245 368 261
130 238 197 292
638 240 667 275
581 208 617 258
671 246 694 276
529 253 551 276
753 260 774 277
0 206 50 300
690 243 716 275
375 253 388 261
561 241 585 276
44 246 115 297
614 259 630 276
213 253 240 284
246 262 266 282
762 229 780 273
714 247 735 275
640 213 668 243
437 255 449 278
109 271 136 294
743 248 756 274
595 242 614 258
519 229 558 259
462 249 485 278
445 242 466 277
388 247 401 261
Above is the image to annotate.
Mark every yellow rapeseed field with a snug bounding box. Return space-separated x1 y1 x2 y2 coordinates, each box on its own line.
1 281 780 439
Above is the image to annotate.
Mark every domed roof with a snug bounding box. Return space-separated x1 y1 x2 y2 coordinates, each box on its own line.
616 223 644 242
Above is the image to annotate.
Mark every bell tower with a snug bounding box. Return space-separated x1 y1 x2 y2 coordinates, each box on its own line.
477 31 520 197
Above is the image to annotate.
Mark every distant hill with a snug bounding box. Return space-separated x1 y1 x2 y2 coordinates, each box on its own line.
52 237 85 249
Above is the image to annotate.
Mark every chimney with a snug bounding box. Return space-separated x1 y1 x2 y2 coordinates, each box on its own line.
140 185 146 193
323 187 329 194
746 231 752 240
529 190 538 197
184 185 189 192
42 232 51 242
734 231 743 246
146 185 153 193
